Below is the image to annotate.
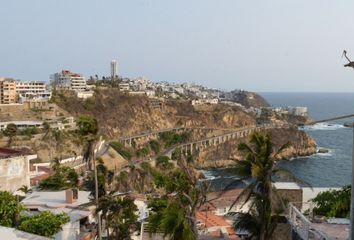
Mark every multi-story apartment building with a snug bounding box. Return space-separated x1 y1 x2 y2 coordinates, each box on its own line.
52 70 87 92
0 78 17 104
16 81 51 102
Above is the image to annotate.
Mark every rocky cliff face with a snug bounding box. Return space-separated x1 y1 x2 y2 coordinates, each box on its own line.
229 91 270 108
54 89 256 138
194 127 317 169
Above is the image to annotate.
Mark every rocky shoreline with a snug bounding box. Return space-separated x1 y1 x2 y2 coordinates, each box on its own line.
194 127 317 169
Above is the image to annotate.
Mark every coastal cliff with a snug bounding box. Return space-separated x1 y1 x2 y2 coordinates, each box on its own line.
50 89 317 165
195 127 317 169
53 89 257 137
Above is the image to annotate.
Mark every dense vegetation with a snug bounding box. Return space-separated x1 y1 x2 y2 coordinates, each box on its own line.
110 142 133 160
159 131 191 147
311 185 351 218
0 190 70 237
0 191 23 227
18 211 70 237
39 164 78 190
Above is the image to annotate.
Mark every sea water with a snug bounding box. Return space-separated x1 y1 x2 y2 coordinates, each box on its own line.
207 92 354 188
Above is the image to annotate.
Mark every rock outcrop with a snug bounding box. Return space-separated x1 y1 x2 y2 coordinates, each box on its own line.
194 127 317 169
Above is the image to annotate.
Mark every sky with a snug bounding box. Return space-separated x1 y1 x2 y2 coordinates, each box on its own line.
1 0 354 92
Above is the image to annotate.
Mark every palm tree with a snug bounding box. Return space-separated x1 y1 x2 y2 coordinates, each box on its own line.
230 132 305 240
147 158 208 240
97 195 138 240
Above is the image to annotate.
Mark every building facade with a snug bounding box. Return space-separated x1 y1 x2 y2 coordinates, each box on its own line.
52 70 87 92
0 78 17 104
16 81 51 102
0 148 37 193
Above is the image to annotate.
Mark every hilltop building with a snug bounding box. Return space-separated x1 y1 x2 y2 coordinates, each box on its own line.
51 70 87 92
111 60 117 80
0 78 17 104
16 81 51 102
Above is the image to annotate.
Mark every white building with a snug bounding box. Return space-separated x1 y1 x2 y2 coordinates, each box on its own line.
52 70 87 92
191 98 219 106
0 148 37 193
0 120 43 131
288 106 308 117
21 189 95 240
16 81 51 102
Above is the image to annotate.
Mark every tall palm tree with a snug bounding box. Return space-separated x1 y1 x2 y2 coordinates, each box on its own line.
230 132 305 240
147 156 209 240
97 195 138 240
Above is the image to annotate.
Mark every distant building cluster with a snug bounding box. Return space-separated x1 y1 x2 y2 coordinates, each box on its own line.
0 78 51 104
51 70 93 99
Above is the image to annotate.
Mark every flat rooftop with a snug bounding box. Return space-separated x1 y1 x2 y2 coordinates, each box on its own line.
22 190 91 209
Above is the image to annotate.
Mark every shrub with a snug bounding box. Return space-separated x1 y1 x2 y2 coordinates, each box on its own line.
136 147 150 158
311 185 351 218
149 140 160 154
110 142 133 160
18 211 70 237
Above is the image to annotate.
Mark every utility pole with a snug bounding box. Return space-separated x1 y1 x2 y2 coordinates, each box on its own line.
343 50 354 240
350 125 354 240
93 137 102 240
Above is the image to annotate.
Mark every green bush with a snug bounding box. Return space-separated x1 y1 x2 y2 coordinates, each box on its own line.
18 211 70 237
136 147 150 158
171 147 182 161
149 140 160 154
39 166 78 190
0 191 24 227
110 142 133 160
311 185 351 218
155 156 173 170
159 131 191 147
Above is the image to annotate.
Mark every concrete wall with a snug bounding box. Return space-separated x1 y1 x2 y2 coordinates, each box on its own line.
54 221 80 240
0 154 35 193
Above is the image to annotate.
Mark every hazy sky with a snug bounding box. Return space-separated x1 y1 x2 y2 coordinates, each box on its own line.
1 0 354 92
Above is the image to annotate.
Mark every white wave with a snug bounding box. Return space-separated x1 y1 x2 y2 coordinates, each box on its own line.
300 123 346 131
315 149 333 157
200 170 216 180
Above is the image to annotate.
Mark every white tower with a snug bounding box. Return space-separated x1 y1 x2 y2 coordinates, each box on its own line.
111 60 117 80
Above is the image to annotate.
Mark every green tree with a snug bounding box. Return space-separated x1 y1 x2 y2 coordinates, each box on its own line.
110 142 133 160
3 123 17 146
85 159 114 198
76 115 99 170
311 185 351 218
155 156 173 170
149 140 160 154
148 165 205 240
171 147 182 161
231 132 302 240
98 195 138 240
39 166 78 190
0 191 23 227
18 211 70 237
17 185 32 194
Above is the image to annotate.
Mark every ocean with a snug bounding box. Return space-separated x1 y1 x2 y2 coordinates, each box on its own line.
206 92 354 189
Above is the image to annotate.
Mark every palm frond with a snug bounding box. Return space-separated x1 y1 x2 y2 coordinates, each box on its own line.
273 141 291 158
233 212 260 238
238 142 254 155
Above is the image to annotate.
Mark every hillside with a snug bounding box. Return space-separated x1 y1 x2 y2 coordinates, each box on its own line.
53 89 257 138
